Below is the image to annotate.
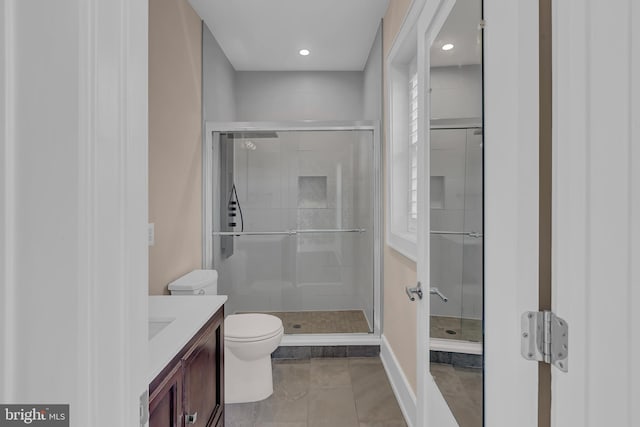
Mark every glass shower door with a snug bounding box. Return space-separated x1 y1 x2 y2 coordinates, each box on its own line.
429 127 483 343
212 129 375 334
461 128 483 342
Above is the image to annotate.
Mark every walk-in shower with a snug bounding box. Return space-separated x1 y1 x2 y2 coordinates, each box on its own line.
430 123 483 352
203 122 381 343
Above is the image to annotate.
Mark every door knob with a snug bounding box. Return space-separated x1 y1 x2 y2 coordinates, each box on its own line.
405 282 423 301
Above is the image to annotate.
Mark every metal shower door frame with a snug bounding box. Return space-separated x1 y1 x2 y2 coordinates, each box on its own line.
202 121 382 345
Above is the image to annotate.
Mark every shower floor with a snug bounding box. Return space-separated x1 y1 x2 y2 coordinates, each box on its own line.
431 316 483 342
237 310 371 334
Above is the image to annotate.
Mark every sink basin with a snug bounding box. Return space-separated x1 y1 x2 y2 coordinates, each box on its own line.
149 317 175 340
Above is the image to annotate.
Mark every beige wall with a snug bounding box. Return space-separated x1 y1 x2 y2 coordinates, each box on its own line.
148 0 202 295
382 0 418 393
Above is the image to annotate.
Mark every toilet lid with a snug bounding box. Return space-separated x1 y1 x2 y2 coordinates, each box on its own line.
225 313 283 341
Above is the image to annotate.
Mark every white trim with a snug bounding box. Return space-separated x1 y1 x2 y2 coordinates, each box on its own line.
385 0 428 262
281 334 381 347
202 128 214 270
426 375 459 427
386 37 418 261
380 335 417 427
205 120 378 132
484 0 540 426
387 0 427 61
430 338 483 355
387 231 417 262
0 0 16 401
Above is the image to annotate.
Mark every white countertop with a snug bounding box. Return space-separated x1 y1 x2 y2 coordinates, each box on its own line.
148 295 227 383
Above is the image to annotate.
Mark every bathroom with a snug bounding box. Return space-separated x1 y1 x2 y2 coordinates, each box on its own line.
148 0 482 425
5 0 636 425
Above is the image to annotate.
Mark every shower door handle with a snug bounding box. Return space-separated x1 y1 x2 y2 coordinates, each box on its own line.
405 282 423 301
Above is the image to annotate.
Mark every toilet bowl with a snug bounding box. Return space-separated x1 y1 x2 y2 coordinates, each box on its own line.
167 270 284 404
224 313 284 403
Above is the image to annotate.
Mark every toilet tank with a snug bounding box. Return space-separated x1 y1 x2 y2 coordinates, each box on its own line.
168 269 218 295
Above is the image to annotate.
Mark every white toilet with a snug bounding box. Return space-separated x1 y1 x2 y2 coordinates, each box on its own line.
168 270 284 404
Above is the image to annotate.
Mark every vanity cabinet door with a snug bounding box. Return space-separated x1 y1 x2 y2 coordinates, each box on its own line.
182 311 224 427
149 363 183 427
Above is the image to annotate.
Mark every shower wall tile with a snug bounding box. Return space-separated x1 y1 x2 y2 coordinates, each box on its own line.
298 176 328 208
430 65 483 120
245 149 284 209
241 208 289 231
218 130 374 317
430 235 464 318
430 128 467 150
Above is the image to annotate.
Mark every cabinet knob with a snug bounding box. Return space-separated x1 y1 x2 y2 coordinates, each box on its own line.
186 412 198 424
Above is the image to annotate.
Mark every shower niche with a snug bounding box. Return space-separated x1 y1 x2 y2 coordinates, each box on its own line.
206 124 380 337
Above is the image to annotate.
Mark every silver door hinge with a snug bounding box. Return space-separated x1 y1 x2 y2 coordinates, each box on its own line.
521 311 568 372
479 19 486 29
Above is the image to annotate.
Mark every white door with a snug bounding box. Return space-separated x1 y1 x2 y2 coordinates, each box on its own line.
415 1 483 426
415 0 638 425
0 1 149 425
552 0 639 425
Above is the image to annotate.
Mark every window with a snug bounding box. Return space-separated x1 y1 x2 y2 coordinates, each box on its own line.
386 48 419 260
408 69 418 232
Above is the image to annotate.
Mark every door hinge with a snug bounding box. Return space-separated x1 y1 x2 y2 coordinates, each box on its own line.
479 19 486 29
521 311 568 372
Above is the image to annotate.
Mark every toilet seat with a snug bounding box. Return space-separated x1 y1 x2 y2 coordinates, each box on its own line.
225 313 283 342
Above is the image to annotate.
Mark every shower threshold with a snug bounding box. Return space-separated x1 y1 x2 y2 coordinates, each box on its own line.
236 310 371 334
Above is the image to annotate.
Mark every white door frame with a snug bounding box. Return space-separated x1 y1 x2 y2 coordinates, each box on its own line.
483 0 541 426
1 0 149 425
409 0 542 425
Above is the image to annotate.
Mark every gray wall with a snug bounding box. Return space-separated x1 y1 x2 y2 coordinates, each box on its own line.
203 23 383 123
203 24 236 121
235 71 365 121
430 64 482 120
362 23 383 121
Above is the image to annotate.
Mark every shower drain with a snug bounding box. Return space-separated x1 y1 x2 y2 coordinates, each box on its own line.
292 324 302 329
445 329 457 335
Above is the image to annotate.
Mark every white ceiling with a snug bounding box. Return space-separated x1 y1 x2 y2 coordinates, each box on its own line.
430 0 482 67
188 0 389 71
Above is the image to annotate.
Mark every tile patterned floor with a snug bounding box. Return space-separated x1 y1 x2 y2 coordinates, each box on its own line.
430 316 483 342
430 362 483 427
225 358 407 427
238 311 371 334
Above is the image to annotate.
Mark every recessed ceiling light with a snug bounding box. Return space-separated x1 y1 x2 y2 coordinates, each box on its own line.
442 43 454 51
299 49 310 56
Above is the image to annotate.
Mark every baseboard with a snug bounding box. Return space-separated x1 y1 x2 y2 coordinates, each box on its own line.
380 335 417 427
430 337 483 355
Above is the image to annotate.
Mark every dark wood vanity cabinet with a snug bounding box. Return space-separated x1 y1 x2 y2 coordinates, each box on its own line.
150 306 224 427
149 364 183 427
